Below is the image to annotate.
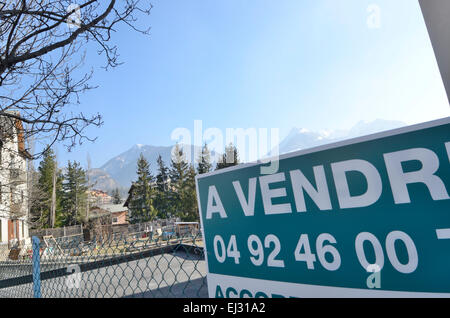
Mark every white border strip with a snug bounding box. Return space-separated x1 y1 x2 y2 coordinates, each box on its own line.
196 116 450 180
195 176 210 287
207 273 450 298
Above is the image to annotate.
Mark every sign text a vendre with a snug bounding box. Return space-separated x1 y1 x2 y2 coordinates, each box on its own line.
195 117 450 297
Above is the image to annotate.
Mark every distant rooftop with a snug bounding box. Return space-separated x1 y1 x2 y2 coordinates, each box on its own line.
98 203 128 213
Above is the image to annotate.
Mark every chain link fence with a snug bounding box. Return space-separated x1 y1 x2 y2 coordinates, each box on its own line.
29 224 83 239
0 227 208 298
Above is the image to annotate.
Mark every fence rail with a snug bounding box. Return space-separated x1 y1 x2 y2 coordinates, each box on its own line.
0 230 207 298
29 224 83 239
28 218 183 240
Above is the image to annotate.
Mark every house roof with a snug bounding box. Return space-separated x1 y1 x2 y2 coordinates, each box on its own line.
89 209 110 220
123 184 135 207
0 111 32 159
0 114 15 140
98 203 128 214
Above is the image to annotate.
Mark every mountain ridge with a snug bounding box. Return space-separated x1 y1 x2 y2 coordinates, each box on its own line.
89 119 407 194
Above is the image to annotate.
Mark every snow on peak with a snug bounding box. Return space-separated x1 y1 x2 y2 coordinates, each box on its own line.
278 119 407 155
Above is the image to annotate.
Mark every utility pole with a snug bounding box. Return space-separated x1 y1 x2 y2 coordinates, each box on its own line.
51 159 56 228
419 0 450 104
86 153 91 223
50 149 58 228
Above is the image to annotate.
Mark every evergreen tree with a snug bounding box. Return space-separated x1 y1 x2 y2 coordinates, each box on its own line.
156 155 169 192
197 143 212 174
168 144 189 217
216 143 239 170
128 154 158 223
31 148 63 228
178 164 199 222
169 144 189 186
111 188 122 204
155 155 170 219
168 144 199 221
61 161 88 226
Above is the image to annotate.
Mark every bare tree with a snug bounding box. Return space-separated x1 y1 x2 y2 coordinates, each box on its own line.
0 0 151 231
0 0 152 157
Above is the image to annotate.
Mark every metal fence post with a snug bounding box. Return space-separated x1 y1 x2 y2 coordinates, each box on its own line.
32 236 41 298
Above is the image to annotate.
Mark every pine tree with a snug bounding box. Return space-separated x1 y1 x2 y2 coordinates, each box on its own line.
216 143 239 170
31 148 63 228
156 155 169 192
155 155 169 219
61 161 88 226
179 164 199 222
168 144 200 221
168 144 189 217
128 154 158 223
111 188 122 204
169 144 189 186
197 143 212 174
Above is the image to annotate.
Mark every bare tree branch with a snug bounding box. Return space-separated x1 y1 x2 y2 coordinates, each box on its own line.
0 0 151 227
0 0 152 159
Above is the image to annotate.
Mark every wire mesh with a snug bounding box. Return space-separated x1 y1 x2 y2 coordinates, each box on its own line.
0 228 208 298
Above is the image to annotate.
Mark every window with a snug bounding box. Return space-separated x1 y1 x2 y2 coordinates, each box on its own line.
10 185 15 204
21 220 24 238
112 217 118 224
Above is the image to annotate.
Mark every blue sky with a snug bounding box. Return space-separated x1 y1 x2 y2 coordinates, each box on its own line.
55 0 449 168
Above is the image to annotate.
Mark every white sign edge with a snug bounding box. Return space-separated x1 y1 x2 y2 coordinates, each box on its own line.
195 116 450 180
207 273 450 298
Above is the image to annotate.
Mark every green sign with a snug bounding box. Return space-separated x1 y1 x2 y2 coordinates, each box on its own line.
196 118 450 297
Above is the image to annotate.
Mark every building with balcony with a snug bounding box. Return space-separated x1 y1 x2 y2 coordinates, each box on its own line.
0 112 32 245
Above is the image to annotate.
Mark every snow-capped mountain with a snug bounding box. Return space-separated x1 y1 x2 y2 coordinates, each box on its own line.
99 144 175 189
278 119 407 155
346 119 407 139
89 119 407 194
89 144 215 194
